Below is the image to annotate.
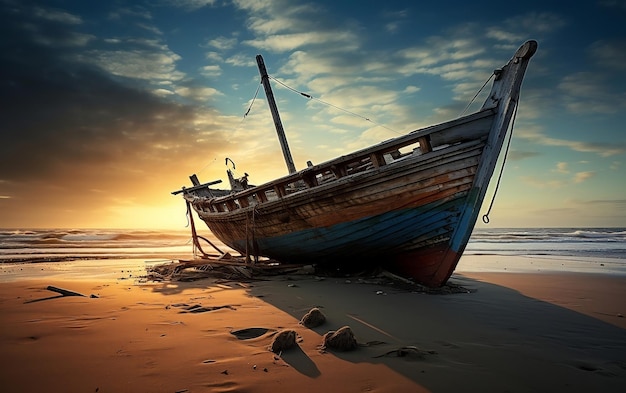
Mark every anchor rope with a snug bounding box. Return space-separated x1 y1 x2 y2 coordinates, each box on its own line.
482 101 519 224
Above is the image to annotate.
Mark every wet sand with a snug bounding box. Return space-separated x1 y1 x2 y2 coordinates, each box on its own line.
0 256 625 392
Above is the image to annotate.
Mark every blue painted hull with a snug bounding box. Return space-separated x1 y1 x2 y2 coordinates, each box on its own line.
231 197 465 262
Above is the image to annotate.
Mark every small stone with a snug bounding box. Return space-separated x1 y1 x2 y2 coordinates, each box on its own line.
322 326 358 351
300 307 326 328
269 329 297 353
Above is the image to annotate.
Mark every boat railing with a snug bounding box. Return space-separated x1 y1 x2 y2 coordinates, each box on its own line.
198 107 496 214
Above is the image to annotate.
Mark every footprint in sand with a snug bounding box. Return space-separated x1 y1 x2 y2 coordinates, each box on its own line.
230 327 276 340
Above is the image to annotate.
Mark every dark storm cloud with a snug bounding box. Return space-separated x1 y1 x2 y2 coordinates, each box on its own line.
0 1 199 181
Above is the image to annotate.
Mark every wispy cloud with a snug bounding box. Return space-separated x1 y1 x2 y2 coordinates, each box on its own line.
599 0 626 11
508 150 541 161
487 12 566 43
108 7 152 21
200 64 222 77
207 36 238 50
383 9 409 33
518 129 626 157
78 44 185 83
175 85 223 101
243 31 357 53
558 72 626 114
555 162 569 173
166 0 218 10
33 5 83 24
588 40 626 71
573 171 595 183
520 176 567 189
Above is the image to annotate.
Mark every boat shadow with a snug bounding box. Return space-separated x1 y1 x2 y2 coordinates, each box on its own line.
144 272 626 390
243 273 626 390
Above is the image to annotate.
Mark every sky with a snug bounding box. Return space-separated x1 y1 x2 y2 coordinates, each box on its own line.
1 0 625 230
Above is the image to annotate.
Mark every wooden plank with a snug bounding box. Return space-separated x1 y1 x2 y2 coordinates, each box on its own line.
369 153 385 168
46 286 86 297
418 136 432 153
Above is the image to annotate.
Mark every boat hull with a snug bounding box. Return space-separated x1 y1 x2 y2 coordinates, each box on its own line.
196 139 487 286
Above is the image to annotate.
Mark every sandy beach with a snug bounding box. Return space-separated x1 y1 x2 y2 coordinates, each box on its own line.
1 255 625 392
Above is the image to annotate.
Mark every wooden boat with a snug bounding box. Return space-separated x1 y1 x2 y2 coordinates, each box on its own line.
173 40 537 287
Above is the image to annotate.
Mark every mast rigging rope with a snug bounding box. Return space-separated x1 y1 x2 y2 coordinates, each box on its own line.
267 75 399 134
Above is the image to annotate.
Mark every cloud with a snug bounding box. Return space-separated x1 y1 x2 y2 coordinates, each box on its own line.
573 171 595 183
234 0 358 54
33 5 83 24
207 36 238 50
167 0 218 10
487 12 566 43
517 129 626 157
520 176 567 189
175 85 223 101
0 0 233 209
200 64 222 77
243 31 357 53
234 0 320 35
108 6 153 21
225 53 256 67
587 198 626 208
555 162 569 174
520 171 595 188
508 150 541 161
558 72 626 115
382 8 409 33
77 44 185 82
599 0 626 11
588 40 626 71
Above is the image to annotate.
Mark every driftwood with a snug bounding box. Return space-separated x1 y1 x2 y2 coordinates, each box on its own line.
46 286 86 297
145 256 308 282
24 285 89 304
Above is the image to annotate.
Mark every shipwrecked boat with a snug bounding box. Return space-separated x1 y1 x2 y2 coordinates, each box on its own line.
173 41 537 287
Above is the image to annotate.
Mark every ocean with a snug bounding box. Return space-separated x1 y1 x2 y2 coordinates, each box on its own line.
0 228 199 263
465 227 626 259
1 227 625 274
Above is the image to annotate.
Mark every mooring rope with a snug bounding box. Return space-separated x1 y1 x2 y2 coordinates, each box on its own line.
482 101 518 224
186 200 225 256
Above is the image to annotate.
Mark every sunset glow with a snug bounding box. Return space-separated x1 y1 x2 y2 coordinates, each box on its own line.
1 1 625 229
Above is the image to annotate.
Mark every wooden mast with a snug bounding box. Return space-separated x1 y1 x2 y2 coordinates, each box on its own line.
256 54 297 174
